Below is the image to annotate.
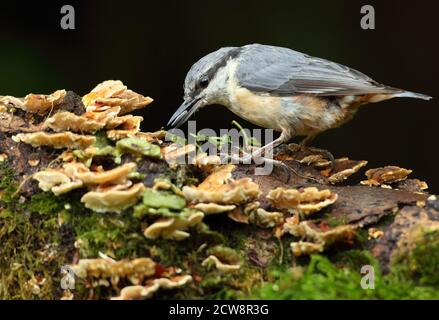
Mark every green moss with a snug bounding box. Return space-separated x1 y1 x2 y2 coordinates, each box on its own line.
0 208 67 299
0 162 18 204
390 224 439 286
192 222 225 244
332 249 377 270
26 192 65 216
323 213 347 227
248 254 439 300
0 180 77 299
65 208 148 259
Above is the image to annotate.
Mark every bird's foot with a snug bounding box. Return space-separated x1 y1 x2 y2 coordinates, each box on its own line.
295 142 335 162
305 146 335 163
218 150 259 165
219 151 318 184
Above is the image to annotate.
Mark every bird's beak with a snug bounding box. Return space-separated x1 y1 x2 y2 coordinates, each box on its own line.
167 96 204 128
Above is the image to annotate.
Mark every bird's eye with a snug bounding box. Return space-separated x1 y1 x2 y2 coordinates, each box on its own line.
199 77 209 88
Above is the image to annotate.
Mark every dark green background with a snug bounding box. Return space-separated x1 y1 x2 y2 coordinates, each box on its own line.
1 0 437 190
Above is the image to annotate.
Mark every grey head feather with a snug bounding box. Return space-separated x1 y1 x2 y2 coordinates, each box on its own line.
183 46 241 99
168 46 242 127
236 44 403 96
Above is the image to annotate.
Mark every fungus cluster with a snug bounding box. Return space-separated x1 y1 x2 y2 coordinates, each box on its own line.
274 144 368 184
182 164 261 205
361 165 413 187
0 89 66 115
267 187 338 215
283 219 357 256
5 81 159 214
265 187 345 256
9 80 153 151
71 254 192 300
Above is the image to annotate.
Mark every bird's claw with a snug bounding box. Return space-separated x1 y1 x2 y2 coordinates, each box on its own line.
219 152 317 184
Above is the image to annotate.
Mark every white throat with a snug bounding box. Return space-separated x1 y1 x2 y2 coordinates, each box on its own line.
203 59 239 107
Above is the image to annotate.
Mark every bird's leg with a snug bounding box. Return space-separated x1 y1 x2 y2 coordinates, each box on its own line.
299 135 316 147
218 131 321 183
299 135 335 162
219 132 288 164
242 131 289 162
248 132 322 183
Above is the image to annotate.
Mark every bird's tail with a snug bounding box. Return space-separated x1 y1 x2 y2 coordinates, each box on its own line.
345 88 432 108
391 90 432 101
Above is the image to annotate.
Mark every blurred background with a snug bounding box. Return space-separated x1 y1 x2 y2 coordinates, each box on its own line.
0 0 438 190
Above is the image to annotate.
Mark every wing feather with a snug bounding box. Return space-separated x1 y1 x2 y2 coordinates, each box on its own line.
236 44 401 96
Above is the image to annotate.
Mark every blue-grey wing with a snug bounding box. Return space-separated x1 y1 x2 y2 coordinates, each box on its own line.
235 44 399 96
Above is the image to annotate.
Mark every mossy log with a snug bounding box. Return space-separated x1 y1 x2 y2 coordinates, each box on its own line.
0 85 438 300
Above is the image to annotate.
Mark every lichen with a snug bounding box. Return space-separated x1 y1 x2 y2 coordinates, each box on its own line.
114 137 162 163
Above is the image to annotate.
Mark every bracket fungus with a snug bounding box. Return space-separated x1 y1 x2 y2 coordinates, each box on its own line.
361 166 413 186
72 256 156 280
202 255 241 273
33 162 137 196
290 241 324 256
201 246 242 273
182 164 261 205
75 162 136 185
193 203 237 214
82 80 153 115
324 158 368 184
13 132 96 149
244 201 284 228
112 275 193 300
274 144 367 184
267 187 338 215
284 219 357 256
191 152 222 168
81 183 145 213
395 179 429 193
106 115 143 140
143 210 204 240
162 143 197 165
1 89 66 115
45 111 108 133
141 188 186 210
33 169 83 195
71 255 192 300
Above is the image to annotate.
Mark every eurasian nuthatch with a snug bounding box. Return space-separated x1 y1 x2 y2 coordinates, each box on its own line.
168 44 431 158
